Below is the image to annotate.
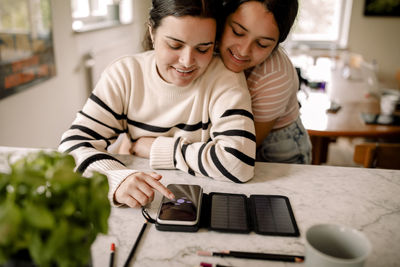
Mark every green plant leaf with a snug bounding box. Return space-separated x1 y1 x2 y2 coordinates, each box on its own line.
23 201 55 229
0 150 110 266
29 230 49 267
0 173 10 193
0 201 22 245
61 200 76 216
44 219 68 260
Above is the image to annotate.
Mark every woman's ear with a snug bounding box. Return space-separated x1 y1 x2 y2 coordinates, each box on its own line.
148 23 155 47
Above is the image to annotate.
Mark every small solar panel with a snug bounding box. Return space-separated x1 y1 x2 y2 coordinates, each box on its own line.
210 193 249 233
250 195 299 236
208 193 299 236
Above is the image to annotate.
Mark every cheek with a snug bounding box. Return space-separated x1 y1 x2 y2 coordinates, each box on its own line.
197 53 213 68
252 48 274 65
157 50 178 67
220 29 235 49
224 32 237 48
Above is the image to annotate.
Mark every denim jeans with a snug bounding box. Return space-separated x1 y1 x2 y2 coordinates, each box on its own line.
256 117 312 164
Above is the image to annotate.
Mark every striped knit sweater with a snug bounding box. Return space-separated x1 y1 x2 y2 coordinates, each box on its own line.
247 47 299 129
59 51 256 201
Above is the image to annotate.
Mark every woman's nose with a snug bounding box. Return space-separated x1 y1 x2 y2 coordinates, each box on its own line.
179 47 195 67
237 39 252 57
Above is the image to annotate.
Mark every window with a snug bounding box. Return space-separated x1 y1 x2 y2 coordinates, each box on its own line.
71 0 133 32
285 0 353 49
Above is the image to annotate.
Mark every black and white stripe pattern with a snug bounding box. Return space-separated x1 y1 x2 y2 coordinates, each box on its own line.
59 52 256 202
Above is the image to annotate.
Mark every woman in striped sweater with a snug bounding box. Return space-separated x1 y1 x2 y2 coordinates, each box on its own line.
219 0 312 164
58 0 256 208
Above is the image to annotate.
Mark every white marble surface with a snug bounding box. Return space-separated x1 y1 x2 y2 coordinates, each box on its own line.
90 155 400 267
1 147 400 267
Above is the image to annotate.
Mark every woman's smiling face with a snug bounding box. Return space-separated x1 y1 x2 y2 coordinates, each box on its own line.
151 15 216 87
219 1 279 73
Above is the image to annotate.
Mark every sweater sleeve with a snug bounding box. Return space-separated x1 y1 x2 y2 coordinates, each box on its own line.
149 61 256 183
58 59 137 204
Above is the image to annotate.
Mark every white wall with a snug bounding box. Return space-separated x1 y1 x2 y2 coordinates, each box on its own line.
0 0 151 148
347 1 400 88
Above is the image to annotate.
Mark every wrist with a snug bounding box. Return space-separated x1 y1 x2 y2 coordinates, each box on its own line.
149 136 175 169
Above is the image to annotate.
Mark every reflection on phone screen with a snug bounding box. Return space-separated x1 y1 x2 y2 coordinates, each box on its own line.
158 184 202 223
160 198 196 221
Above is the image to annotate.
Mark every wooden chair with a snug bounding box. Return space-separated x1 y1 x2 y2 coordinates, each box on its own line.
353 143 400 169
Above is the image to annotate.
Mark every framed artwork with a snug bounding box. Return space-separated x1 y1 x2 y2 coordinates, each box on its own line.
0 0 56 100
364 0 400 17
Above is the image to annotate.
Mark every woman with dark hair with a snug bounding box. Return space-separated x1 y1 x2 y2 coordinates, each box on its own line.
219 0 312 164
59 0 256 208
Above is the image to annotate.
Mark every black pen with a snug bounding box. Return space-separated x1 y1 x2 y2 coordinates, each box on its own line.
123 221 148 267
109 243 115 267
198 250 304 263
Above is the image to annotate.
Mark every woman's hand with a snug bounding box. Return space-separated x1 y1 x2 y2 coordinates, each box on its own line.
130 137 156 158
255 120 277 147
114 171 175 208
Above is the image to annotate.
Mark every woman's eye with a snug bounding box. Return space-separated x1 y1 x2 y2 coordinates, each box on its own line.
232 27 244 37
257 42 269 48
168 43 182 50
196 47 210 54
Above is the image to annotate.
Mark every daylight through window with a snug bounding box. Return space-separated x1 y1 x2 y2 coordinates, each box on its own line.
286 0 353 49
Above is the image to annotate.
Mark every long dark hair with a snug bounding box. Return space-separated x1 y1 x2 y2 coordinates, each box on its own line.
143 0 222 50
222 0 298 44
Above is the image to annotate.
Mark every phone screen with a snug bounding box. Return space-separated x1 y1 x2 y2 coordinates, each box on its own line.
157 184 202 225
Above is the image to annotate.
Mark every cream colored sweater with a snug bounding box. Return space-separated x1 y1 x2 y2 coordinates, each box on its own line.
59 51 256 201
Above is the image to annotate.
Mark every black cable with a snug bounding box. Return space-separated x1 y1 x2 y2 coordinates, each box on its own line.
141 206 156 224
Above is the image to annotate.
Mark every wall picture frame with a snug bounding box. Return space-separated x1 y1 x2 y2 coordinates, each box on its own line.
364 0 400 17
0 0 56 100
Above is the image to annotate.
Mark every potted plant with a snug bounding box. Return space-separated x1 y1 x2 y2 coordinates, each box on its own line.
0 151 111 267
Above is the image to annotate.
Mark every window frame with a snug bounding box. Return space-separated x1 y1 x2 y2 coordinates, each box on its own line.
284 0 353 50
71 0 132 33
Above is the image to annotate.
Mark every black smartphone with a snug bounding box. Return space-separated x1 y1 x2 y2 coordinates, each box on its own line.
156 184 203 226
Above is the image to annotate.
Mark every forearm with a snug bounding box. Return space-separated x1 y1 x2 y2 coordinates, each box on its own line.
58 87 131 204
255 120 277 148
59 125 134 205
149 110 256 183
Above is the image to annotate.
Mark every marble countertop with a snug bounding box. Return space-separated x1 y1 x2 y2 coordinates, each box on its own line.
91 155 400 267
1 147 399 267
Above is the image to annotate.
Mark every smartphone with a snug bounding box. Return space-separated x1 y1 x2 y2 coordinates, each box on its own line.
156 184 203 226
